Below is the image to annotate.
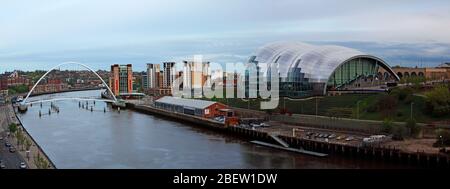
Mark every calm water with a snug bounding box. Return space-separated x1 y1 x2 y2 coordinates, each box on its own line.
19 90 411 169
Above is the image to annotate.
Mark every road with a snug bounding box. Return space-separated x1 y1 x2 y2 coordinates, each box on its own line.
0 105 27 169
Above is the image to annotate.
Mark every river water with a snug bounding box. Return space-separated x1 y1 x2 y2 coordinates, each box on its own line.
18 90 411 169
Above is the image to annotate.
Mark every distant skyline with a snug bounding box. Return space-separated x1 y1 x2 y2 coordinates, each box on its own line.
1 0 450 72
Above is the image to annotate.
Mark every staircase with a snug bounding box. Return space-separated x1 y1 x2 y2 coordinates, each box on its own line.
269 134 289 148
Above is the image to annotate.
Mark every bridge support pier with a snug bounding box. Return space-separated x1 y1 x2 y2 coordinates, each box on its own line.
18 104 28 113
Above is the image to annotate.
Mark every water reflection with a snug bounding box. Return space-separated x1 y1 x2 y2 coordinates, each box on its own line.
19 90 412 169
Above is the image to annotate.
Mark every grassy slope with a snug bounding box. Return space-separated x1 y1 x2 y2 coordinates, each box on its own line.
208 93 449 123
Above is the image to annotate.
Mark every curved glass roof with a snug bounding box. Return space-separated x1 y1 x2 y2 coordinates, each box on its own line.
251 41 398 83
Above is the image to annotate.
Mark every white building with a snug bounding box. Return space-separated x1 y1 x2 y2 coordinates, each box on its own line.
146 63 160 89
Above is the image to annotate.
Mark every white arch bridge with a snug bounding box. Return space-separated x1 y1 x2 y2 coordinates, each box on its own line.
18 62 125 112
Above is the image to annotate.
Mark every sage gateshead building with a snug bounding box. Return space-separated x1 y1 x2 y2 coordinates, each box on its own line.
246 41 400 97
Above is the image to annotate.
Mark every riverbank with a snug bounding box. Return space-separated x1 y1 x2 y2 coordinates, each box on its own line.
9 104 55 169
131 103 450 168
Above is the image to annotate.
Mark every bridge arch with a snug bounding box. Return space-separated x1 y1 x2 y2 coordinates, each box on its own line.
23 62 117 104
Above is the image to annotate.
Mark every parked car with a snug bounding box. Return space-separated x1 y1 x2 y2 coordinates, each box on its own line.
0 161 6 169
19 162 27 169
336 135 346 140
0 136 3 140
322 133 330 138
260 122 270 127
5 142 11 147
239 124 250 128
9 147 16 153
345 136 354 141
328 134 336 139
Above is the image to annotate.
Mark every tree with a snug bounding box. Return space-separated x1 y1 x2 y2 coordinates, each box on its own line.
392 125 408 140
381 118 394 133
425 85 450 117
16 130 25 150
8 123 18 135
377 95 398 117
391 87 414 101
405 119 421 138
34 153 50 169
7 84 30 95
25 139 32 151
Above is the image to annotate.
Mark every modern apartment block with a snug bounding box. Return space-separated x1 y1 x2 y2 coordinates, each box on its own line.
182 60 210 97
146 63 161 89
141 73 148 89
163 62 176 88
110 64 133 96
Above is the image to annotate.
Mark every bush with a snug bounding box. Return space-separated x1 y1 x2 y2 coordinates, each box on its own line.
381 118 394 133
434 129 450 147
405 119 421 137
391 87 413 101
392 125 408 140
9 123 18 134
403 95 414 104
8 84 29 95
377 95 398 117
366 104 377 113
424 85 450 117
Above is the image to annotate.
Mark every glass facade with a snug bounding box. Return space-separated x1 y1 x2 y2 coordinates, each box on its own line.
246 42 398 98
327 58 379 88
119 65 129 94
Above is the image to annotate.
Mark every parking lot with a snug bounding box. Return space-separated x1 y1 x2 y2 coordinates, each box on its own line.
246 121 373 147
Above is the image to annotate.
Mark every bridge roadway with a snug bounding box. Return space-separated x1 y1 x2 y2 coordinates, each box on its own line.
24 97 115 105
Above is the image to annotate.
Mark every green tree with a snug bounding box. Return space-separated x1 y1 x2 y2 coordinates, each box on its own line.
391 87 413 101
34 153 50 169
393 125 408 140
8 123 18 134
381 118 394 133
8 84 30 95
405 119 421 138
377 95 398 118
425 85 450 117
25 138 32 151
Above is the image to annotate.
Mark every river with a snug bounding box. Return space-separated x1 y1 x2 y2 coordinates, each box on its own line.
18 90 412 169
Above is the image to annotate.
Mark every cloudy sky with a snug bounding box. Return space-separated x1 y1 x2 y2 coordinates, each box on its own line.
1 0 450 71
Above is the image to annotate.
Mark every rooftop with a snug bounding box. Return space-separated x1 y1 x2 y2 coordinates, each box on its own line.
155 96 220 109
438 62 450 68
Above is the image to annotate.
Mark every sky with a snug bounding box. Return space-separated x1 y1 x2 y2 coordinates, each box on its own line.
1 0 450 72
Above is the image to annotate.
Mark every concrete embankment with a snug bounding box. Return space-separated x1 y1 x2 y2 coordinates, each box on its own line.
131 104 450 168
